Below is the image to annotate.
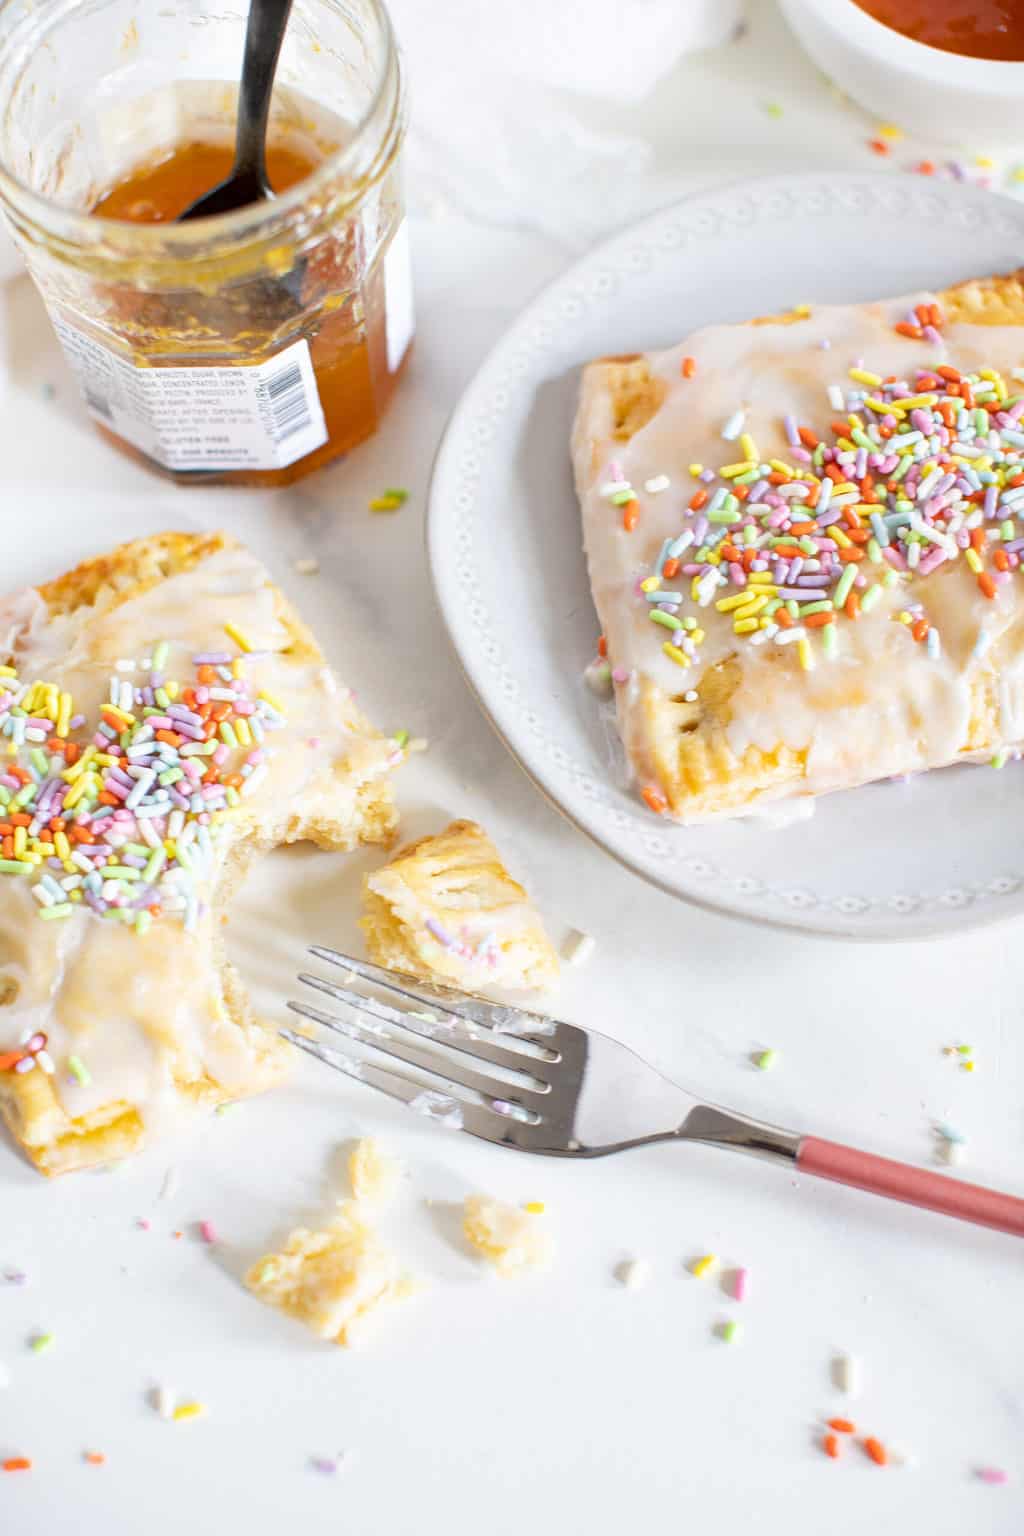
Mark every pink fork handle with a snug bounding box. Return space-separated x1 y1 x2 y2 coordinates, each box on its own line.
797 1136 1024 1237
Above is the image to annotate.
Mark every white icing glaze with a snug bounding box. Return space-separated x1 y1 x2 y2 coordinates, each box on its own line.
0 547 393 1132
580 291 1024 814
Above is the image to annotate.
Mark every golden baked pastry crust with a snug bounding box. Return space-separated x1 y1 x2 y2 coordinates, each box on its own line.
360 819 558 992
462 1193 553 1275
572 273 1024 822
0 532 398 1175
246 1141 411 1345
245 1199 414 1346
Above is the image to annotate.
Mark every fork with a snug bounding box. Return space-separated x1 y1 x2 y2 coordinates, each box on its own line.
283 948 1024 1239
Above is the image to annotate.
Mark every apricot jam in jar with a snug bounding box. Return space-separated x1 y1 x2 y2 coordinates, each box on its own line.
0 0 412 486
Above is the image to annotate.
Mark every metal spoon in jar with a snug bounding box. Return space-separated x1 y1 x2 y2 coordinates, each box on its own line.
178 0 295 220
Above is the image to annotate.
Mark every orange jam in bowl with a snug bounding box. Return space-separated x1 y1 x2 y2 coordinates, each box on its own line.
852 0 1024 62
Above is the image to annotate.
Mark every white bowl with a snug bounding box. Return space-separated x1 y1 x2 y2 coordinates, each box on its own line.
779 0 1024 145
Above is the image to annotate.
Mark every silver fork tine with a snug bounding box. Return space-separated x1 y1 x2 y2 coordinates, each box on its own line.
280 1028 534 1144
286 998 547 1114
296 970 555 1078
281 1027 420 1093
308 945 558 1043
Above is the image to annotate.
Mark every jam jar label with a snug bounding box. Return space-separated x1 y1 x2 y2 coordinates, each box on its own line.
50 320 329 473
383 218 414 374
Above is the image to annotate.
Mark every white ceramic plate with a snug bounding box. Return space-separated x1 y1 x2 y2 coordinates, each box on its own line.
428 172 1024 940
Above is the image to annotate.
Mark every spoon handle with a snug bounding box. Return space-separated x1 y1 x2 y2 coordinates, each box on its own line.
235 0 295 182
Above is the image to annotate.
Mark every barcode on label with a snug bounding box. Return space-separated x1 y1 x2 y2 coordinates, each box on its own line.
51 315 328 472
265 360 312 443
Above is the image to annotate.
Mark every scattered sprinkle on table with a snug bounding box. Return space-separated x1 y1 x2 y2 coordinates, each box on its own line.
864 1436 888 1466
824 1433 841 1459
83 1451 105 1466
835 1351 860 1395
153 1385 175 1419
827 1417 856 1433
29 1332 54 1354
763 101 783 117
561 929 595 967
732 1267 749 1302
717 1320 741 1343
137 1218 151 1230
618 1258 650 1289
369 487 409 512
754 1049 778 1071
3 1269 26 1285
198 1220 218 1244
976 1466 1009 1485
310 1451 349 1476
172 1401 206 1422
2 1458 31 1472
523 1201 545 1214
690 1253 717 1279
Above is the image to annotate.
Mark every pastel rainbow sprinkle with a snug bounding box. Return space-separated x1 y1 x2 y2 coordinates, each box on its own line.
0 635 284 937
603 318 1024 676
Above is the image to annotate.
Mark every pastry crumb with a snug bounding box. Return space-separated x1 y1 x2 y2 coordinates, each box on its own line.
293 557 320 575
361 820 559 992
463 1194 553 1276
348 1138 404 1206
245 1201 414 1346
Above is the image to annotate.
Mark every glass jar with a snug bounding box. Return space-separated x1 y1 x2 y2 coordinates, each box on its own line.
0 0 412 486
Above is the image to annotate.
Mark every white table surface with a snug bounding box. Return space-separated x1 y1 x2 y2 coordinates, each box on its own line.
1 4 1022 1533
